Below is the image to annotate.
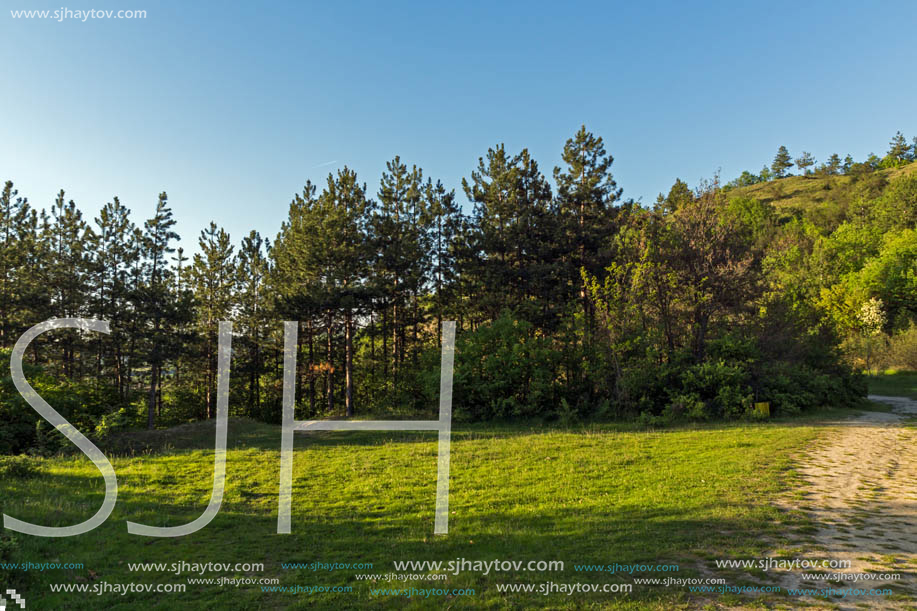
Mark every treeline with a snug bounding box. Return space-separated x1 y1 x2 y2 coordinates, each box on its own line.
726 131 917 187
2 126 889 454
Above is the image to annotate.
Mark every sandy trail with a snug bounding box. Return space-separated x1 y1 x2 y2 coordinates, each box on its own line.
773 396 917 608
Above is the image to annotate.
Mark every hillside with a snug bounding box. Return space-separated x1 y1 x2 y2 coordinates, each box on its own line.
726 160 917 213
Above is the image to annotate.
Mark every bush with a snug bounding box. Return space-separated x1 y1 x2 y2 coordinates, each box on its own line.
0 455 41 479
0 349 132 454
617 357 678 418
885 325 917 370
756 360 864 415
676 360 752 419
93 407 145 440
448 312 560 421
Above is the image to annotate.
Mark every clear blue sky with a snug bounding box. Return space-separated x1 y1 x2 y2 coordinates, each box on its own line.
2 0 915 249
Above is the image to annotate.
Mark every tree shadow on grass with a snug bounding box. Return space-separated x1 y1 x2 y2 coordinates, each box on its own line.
9 456 914 609
6 497 862 610
94 415 841 459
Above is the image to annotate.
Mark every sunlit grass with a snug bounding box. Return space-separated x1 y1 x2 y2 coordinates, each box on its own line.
730 160 917 211
0 416 844 609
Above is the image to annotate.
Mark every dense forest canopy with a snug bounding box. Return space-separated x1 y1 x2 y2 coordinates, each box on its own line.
2 127 917 453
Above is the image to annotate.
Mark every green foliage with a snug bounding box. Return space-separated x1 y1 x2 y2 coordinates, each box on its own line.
795 151 816 175
725 170 762 189
6 128 910 441
888 130 911 162
676 360 752 419
0 531 31 592
884 324 917 370
771 145 793 178
758 361 865 414
92 406 145 440
450 313 559 421
0 454 41 478
0 350 127 454
853 172 917 231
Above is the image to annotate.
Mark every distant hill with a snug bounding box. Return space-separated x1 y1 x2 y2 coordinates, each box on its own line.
726 161 917 216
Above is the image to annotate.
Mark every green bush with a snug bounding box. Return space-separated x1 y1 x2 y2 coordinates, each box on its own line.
676 360 752 419
449 312 560 421
0 349 134 454
885 324 917 370
0 454 41 479
93 407 145 440
618 358 678 417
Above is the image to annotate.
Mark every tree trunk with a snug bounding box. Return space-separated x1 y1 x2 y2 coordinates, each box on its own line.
307 317 315 414
157 371 163 417
115 343 124 400
147 364 158 429
326 310 333 413
693 312 709 361
207 328 215 419
345 309 354 417
297 321 305 411
369 309 375 386
412 292 419 367
392 300 399 383
382 304 388 384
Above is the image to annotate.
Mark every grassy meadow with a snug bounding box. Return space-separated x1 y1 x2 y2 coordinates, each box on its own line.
0 412 861 610
867 370 917 400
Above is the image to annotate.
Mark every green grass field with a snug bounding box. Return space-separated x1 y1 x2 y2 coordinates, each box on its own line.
0 413 859 609
867 370 917 399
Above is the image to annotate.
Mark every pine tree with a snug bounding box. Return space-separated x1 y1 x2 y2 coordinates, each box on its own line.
372 157 427 387
553 126 621 337
825 153 842 175
237 230 270 419
843 154 854 173
322 168 372 417
771 146 793 178
464 145 525 319
92 197 138 393
270 181 323 415
191 222 237 419
888 131 909 162
272 171 372 418
47 190 92 378
424 179 461 341
795 152 816 176
657 178 692 215
0 182 32 345
138 193 185 428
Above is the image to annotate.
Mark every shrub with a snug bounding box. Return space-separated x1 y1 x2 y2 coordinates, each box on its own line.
0 349 132 454
0 455 41 479
885 325 917 370
617 358 678 418
677 360 752 419
448 312 560 421
93 407 145 440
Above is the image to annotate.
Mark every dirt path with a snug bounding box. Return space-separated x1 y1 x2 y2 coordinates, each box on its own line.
773 396 917 608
